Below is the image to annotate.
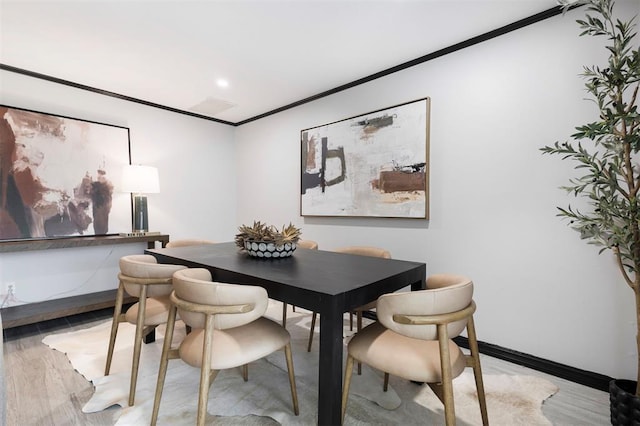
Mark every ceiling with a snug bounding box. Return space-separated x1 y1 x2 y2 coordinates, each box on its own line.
1 1 559 125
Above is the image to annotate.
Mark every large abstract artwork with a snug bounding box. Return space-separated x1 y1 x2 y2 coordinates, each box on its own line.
301 98 430 218
0 105 132 241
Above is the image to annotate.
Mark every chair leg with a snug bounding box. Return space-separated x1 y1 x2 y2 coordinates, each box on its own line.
129 285 147 406
467 315 489 425
307 312 317 352
282 303 287 328
151 305 177 426
342 354 355 424
128 285 148 406
437 324 456 426
105 282 125 376
356 311 363 375
284 343 300 415
197 314 216 426
242 364 249 382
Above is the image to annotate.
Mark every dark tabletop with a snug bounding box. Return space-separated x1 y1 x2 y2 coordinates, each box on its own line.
146 241 426 313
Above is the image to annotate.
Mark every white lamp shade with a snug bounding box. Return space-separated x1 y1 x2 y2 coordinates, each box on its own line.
122 165 160 194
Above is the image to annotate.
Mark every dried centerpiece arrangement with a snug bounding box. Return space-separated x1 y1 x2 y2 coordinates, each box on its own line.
235 221 301 258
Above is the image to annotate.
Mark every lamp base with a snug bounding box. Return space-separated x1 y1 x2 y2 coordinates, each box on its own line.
132 195 149 233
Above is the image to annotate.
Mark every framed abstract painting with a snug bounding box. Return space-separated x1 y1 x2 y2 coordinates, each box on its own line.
301 97 430 219
0 105 132 241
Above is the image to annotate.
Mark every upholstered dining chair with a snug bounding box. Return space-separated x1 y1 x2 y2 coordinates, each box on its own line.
104 254 187 406
307 246 391 356
165 239 216 248
151 268 299 426
341 274 489 426
281 239 319 327
297 239 319 250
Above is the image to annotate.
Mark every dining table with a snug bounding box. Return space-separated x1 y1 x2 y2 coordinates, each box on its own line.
146 241 426 425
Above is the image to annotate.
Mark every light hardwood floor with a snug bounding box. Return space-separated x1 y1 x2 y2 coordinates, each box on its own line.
3 309 609 425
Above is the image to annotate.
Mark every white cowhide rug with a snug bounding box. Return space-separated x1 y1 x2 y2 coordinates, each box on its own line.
43 301 558 425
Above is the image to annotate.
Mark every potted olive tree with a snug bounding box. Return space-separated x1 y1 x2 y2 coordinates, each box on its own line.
541 0 640 421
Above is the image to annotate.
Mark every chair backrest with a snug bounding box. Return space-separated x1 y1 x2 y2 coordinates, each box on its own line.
172 268 268 330
334 246 391 258
165 239 216 248
119 254 186 297
297 239 318 250
376 274 473 340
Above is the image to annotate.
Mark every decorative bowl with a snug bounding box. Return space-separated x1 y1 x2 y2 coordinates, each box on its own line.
244 240 297 258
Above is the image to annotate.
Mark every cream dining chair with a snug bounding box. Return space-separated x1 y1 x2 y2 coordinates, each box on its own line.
281 239 318 327
165 240 215 335
341 274 488 426
104 254 187 406
151 268 299 426
307 246 391 356
165 239 216 248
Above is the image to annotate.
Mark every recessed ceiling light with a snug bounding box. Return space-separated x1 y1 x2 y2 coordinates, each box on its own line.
216 79 229 88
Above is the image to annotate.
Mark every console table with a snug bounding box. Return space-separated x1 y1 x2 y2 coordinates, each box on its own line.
1 234 170 329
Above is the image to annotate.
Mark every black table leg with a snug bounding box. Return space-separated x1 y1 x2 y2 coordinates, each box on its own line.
411 279 425 291
317 302 343 425
143 328 155 344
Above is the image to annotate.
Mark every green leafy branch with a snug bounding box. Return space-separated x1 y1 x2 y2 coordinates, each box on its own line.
541 0 640 290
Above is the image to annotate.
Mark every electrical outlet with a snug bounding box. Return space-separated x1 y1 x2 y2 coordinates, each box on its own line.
1 281 12 295
1 282 16 307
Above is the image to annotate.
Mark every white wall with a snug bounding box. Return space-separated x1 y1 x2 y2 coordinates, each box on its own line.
0 71 237 305
234 2 638 380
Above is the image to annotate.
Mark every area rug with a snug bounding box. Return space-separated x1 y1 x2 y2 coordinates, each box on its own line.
43 301 558 425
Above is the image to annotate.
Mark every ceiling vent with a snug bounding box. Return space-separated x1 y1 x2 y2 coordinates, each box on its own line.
189 97 237 116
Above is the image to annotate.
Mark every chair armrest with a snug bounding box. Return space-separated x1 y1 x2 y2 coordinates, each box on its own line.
170 291 254 315
118 273 173 285
392 301 476 325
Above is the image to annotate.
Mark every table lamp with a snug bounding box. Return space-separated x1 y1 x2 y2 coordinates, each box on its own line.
122 165 160 233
